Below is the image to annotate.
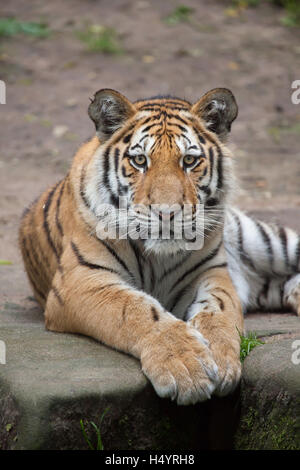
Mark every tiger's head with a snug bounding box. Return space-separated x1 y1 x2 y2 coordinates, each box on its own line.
85 88 238 254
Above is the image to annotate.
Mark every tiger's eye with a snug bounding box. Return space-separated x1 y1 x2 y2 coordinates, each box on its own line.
133 155 146 166
183 155 197 166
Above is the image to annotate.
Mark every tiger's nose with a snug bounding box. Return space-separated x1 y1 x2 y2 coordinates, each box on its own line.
150 205 182 221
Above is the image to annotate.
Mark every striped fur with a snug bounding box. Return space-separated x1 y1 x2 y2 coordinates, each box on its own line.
19 89 300 405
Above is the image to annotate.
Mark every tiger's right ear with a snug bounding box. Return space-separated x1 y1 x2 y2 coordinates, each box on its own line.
88 89 136 141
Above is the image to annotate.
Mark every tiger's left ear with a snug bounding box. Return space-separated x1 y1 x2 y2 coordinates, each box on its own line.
191 88 238 141
88 89 136 141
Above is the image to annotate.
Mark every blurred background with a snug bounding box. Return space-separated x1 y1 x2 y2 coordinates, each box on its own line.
0 0 299 303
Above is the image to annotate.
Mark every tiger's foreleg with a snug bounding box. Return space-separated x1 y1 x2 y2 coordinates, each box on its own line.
185 266 244 397
44 243 220 405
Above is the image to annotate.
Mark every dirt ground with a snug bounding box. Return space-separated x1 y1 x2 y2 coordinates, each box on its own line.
0 0 300 306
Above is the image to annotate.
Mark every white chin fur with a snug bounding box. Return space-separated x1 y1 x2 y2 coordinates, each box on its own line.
143 239 187 255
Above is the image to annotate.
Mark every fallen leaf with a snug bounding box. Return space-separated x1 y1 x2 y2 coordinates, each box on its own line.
142 55 155 63
228 61 240 71
225 8 239 18
53 125 69 138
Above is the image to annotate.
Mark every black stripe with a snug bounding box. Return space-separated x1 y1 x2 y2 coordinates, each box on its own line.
278 226 289 268
27 234 50 285
122 301 128 322
71 241 118 274
279 281 285 308
22 237 46 301
294 237 300 271
86 283 121 296
129 240 144 288
114 148 128 195
205 197 219 207
114 147 120 179
169 285 190 312
216 146 223 192
208 147 214 185
193 127 206 144
233 213 256 271
141 115 159 124
123 133 133 143
170 242 222 292
103 146 111 190
98 239 134 281
192 124 214 144
197 185 211 197
121 166 134 178
52 286 63 305
148 256 156 292
171 123 187 133
140 105 188 112
43 183 61 261
139 99 190 107
256 221 274 267
165 99 190 107
102 146 120 207
204 262 227 272
27 270 46 302
110 193 120 208
213 286 235 306
167 113 189 126
111 123 136 145
80 166 90 209
115 148 128 194
142 123 159 133
158 253 192 284
212 294 224 311
55 180 65 237
22 236 43 284
257 278 270 309
151 307 159 321
131 143 142 151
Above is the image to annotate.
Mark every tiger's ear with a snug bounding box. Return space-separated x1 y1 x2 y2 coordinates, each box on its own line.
191 88 238 141
88 89 136 141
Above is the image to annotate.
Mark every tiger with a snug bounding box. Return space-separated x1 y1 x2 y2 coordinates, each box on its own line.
19 88 300 406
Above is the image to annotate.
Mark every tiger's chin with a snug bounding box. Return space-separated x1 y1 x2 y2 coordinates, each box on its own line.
142 238 189 256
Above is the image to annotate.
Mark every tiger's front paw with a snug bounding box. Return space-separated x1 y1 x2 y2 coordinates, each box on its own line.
211 346 241 397
187 313 242 397
140 320 219 405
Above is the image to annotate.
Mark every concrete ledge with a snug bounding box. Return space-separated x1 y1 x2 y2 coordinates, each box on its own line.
0 302 299 449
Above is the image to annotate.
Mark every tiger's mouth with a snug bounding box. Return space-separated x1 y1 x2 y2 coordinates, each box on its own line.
95 200 224 252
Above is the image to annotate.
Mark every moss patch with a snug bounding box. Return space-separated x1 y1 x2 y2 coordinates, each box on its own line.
235 395 300 449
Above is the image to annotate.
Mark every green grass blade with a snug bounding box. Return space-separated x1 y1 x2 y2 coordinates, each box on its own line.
90 421 103 450
79 419 95 450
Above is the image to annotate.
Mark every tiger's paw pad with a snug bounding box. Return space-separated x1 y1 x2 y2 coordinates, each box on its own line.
141 321 219 405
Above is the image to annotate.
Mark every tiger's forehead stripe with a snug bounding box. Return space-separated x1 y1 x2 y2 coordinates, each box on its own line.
131 110 209 157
